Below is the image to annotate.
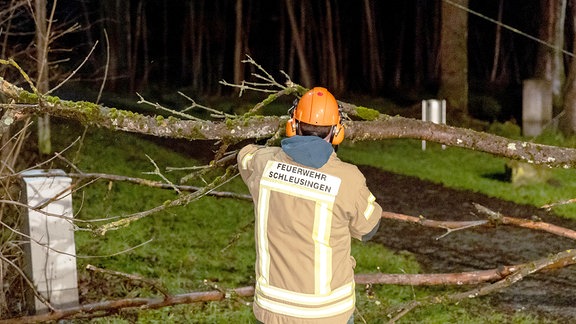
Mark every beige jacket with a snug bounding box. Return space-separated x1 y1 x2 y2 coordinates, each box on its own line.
238 144 382 324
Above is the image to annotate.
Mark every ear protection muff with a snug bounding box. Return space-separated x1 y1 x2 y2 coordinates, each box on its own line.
285 99 298 137
330 104 345 145
330 123 345 145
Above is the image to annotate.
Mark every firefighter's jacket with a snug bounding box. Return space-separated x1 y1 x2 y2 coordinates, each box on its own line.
238 136 382 324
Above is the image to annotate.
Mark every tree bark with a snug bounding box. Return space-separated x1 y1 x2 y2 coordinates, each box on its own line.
323 0 340 93
535 0 567 113
34 0 51 154
233 0 244 88
439 0 469 120
362 0 383 92
560 1 576 134
489 0 503 82
284 0 312 88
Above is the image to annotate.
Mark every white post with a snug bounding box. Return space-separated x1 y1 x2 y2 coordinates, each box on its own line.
21 169 79 314
421 99 446 150
522 79 552 137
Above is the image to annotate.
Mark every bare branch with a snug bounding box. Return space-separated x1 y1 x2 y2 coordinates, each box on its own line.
6 170 251 200
93 167 239 235
46 40 99 95
0 286 255 324
5 247 576 324
136 93 203 121
541 198 576 210
386 248 576 323
382 205 576 241
473 203 576 240
86 265 171 298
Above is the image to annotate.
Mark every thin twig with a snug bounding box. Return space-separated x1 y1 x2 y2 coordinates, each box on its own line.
136 93 203 121
86 264 171 298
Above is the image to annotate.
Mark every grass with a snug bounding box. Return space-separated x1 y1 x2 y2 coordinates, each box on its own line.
47 120 565 323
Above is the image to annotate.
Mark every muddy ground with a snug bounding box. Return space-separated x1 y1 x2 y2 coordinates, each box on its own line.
360 165 576 322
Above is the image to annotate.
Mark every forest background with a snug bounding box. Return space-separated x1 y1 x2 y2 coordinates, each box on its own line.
1 0 566 125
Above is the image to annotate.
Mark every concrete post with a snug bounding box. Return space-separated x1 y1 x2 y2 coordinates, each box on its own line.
422 99 446 150
21 169 79 314
522 79 552 137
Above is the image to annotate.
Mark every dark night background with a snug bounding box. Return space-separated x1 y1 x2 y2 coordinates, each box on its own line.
0 1 554 122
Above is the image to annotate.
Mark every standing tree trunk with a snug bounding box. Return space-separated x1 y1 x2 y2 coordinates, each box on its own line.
284 0 312 88
324 0 340 93
189 1 204 92
560 0 576 134
362 0 383 93
438 0 469 120
535 0 567 114
131 1 143 92
233 0 244 89
35 0 51 154
161 1 169 88
489 0 504 83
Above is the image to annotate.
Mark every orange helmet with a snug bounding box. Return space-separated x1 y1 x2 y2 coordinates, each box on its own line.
285 87 345 144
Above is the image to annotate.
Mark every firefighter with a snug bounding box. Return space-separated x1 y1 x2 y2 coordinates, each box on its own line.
238 87 382 324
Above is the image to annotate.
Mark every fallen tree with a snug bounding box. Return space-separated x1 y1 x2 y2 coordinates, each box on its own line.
2 76 576 168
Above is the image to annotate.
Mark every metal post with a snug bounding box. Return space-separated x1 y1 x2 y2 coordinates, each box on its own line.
421 99 446 150
21 169 79 314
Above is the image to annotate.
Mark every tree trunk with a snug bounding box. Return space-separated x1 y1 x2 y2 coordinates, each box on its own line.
233 0 244 89
535 0 567 114
560 1 576 134
35 0 51 155
284 0 312 88
161 1 169 88
189 2 204 92
362 0 383 93
324 0 340 92
3 78 576 168
551 0 567 113
438 0 469 120
413 1 424 90
131 1 143 92
489 0 503 82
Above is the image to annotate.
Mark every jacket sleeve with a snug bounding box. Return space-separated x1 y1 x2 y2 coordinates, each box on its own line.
347 175 383 241
237 144 269 194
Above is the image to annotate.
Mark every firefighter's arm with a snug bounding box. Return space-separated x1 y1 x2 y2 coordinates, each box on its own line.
237 144 263 175
361 219 381 242
349 182 383 241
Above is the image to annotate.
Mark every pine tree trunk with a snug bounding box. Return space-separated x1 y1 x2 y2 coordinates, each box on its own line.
284 0 312 88
489 0 503 82
233 0 244 88
438 0 469 120
362 0 383 92
35 0 51 155
560 0 576 134
535 0 567 114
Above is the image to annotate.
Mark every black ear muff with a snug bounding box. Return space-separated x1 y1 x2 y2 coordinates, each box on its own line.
331 124 345 145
